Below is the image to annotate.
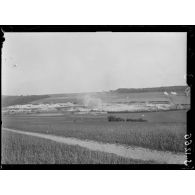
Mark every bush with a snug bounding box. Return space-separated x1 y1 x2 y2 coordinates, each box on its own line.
108 115 147 122
108 116 125 122
126 118 147 122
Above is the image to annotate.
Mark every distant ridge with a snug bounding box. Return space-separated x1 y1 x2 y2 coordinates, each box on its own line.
2 95 49 107
110 86 188 93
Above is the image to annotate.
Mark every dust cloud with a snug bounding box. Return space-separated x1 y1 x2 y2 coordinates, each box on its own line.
82 94 103 109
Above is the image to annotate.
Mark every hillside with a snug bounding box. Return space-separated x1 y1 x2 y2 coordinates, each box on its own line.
2 95 50 107
111 86 188 93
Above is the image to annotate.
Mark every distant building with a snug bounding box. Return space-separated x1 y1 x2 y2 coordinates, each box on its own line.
171 92 177 95
164 91 169 96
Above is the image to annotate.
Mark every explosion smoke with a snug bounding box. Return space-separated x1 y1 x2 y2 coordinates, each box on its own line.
82 94 103 109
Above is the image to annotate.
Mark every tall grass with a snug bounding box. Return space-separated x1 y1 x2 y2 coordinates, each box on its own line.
2 131 155 164
3 115 186 153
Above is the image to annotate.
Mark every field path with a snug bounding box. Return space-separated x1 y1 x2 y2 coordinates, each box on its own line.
2 128 186 164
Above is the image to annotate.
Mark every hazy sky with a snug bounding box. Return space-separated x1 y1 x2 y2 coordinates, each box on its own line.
2 32 187 95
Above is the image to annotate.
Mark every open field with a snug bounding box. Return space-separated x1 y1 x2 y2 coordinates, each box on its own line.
3 128 185 164
30 90 190 105
2 87 188 163
3 89 190 115
1 130 154 164
110 110 186 123
2 111 186 153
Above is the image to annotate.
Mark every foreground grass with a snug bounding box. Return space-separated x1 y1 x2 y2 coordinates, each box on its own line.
2 131 154 164
3 115 186 153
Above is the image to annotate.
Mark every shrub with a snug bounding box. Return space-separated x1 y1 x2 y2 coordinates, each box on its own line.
126 118 147 122
108 116 125 122
108 116 147 122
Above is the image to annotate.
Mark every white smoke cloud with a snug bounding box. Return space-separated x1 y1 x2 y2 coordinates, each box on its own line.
82 94 103 109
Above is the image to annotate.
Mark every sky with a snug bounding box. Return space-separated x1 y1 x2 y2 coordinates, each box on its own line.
2 32 187 95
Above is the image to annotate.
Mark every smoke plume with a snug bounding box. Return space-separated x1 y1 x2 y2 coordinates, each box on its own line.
82 94 102 109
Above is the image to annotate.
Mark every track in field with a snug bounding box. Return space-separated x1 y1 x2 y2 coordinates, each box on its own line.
2 128 186 164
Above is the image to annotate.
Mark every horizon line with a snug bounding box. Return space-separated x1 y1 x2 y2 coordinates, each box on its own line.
2 85 188 96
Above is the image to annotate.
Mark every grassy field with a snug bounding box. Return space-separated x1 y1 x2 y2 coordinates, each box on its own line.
1 131 154 164
2 113 186 153
110 110 186 123
30 91 190 105
24 84 189 107
2 90 187 164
